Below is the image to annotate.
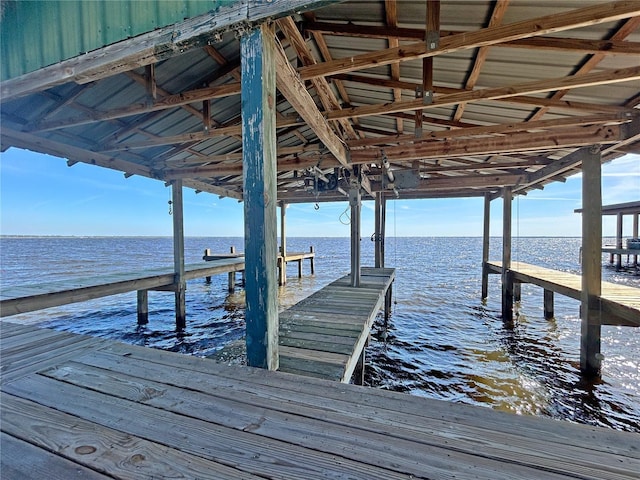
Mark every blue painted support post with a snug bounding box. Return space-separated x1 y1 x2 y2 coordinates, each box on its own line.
241 23 279 370
172 179 186 330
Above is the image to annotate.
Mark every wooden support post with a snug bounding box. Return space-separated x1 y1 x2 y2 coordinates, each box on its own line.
228 246 236 292
204 248 211 283
172 179 186 330
633 213 639 267
513 282 521 302
279 202 287 286
501 186 513 323
544 289 554 320
374 193 383 268
616 212 623 270
241 23 279 370
481 193 491 300
353 348 365 386
297 259 303 278
310 246 315 275
581 146 602 377
385 283 393 322
350 182 362 288
380 196 386 268
137 290 149 325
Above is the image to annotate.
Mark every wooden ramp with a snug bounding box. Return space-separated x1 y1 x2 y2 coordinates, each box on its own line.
0 258 245 317
278 267 395 382
486 261 640 326
1 322 638 480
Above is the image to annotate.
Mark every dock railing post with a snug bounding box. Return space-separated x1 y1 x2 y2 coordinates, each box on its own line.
633 213 639 268
172 179 186 330
501 187 513 322
279 201 287 286
241 23 279 370
580 146 602 377
375 193 382 268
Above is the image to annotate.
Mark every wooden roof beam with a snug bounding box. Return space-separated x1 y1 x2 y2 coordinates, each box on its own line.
32 82 241 132
329 72 633 115
325 66 640 121
298 1 640 80
350 124 626 164
384 0 403 134
347 114 630 148
528 16 640 122
276 16 358 140
302 22 640 56
273 32 350 169
453 0 510 123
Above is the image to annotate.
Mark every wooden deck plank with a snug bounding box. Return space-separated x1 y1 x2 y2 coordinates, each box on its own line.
1 393 265 480
98 341 639 459
1 324 637 480
487 261 639 326
32 351 639 480
0 432 112 480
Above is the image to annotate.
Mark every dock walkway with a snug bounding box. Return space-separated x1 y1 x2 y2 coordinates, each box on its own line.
0 258 245 317
278 267 395 382
1 321 638 479
486 261 640 326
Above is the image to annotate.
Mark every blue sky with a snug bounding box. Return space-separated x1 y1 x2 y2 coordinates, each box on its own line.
1 147 638 237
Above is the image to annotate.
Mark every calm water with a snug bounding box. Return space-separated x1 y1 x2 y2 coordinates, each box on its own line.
1 236 639 432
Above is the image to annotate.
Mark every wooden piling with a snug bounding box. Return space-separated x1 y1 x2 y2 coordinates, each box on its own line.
310 246 315 275
481 194 491 300
544 289 554 320
228 246 236 292
350 183 362 288
137 290 149 325
241 23 279 370
501 186 513 323
204 249 212 283
172 179 186 330
633 213 639 267
374 193 383 268
513 282 521 302
279 202 287 286
580 146 602 377
616 212 623 270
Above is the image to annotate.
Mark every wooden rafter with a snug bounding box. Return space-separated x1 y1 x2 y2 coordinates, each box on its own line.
273 35 350 168
347 114 631 148
276 17 357 140
302 22 640 56
297 2 640 80
453 0 509 122
324 66 640 121
527 16 640 122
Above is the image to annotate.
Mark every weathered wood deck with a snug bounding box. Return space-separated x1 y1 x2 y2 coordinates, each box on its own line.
278 267 395 382
486 261 640 326
1 321 638 480
0 258 245 317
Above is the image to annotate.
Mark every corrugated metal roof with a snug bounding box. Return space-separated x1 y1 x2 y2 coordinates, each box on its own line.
0 0 638 202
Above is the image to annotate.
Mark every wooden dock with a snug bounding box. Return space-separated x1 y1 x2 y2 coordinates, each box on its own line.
0 258 245 318
278 267 395 382
2 321 638 480
486 261 640 326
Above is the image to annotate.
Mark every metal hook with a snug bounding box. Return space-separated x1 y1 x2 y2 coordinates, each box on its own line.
314 203 320 210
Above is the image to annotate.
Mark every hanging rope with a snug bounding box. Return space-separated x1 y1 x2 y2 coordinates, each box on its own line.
339 204 351 225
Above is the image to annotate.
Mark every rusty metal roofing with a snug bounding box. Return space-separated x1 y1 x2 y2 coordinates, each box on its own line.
0 0 639 203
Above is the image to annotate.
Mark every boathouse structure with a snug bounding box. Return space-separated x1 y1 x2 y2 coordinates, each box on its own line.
1 1 639 477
